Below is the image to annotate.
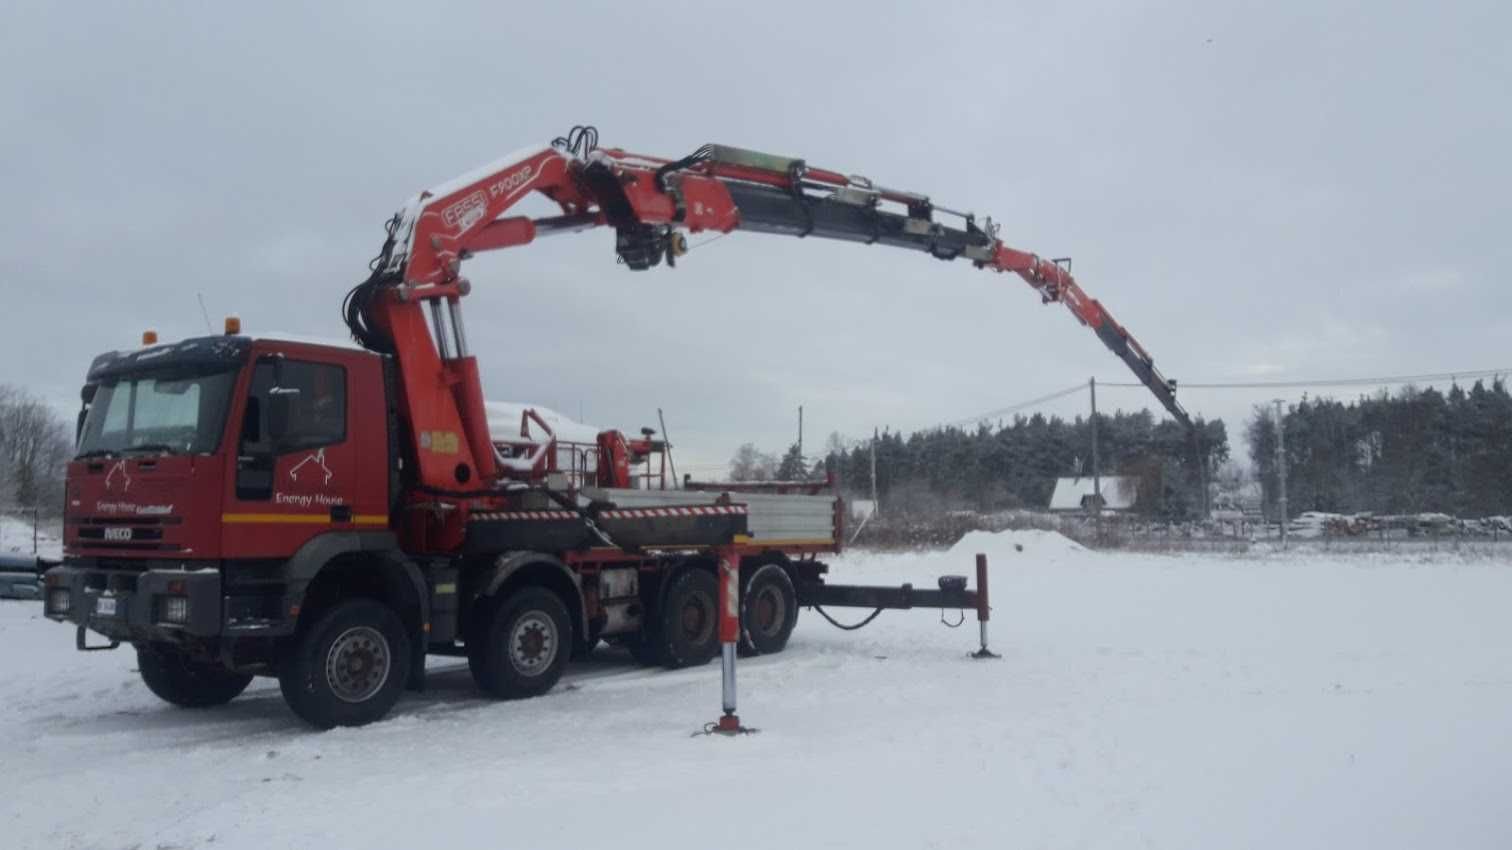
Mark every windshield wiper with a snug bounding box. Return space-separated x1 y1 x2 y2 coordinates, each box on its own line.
123 443 178 455
75 449 118 460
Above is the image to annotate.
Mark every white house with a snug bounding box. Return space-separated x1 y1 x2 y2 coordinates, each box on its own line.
1049 476 1139 513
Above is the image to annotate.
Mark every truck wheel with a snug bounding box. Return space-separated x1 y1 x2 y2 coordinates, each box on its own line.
657 569 720 668
137 645 253 708
278 599 411 729
468 587 572 700
740 564 798 656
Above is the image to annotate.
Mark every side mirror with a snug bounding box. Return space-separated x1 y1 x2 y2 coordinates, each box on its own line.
76 383 97 443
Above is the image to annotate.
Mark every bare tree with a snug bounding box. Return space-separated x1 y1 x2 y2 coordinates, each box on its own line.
0 384 73 515
728 442 777 482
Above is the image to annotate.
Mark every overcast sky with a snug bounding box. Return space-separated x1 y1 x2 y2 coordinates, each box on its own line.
3 1 1508 475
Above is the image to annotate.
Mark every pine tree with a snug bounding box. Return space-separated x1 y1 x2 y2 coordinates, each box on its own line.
776 442 808 480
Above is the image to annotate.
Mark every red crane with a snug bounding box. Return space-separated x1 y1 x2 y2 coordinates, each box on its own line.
45 126 1191 729
345 125 1189 497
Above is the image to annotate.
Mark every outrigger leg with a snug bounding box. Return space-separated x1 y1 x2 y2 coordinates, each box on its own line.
970 553 1000 660
707 544 755 735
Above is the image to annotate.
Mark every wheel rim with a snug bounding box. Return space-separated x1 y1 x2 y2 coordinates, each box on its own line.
752 584 786 637
681 592 714 644
325 626 391 704
509 611 558 677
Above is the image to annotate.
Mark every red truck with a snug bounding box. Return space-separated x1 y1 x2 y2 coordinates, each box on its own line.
43 127 1188 728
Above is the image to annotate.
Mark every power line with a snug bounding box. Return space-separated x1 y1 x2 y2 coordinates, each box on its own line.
939 382 1087 429
1099 367 1511 391
826 365 1512 455
819 382 1092 451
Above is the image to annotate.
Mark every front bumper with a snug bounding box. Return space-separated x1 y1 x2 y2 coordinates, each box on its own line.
1 573 40 600
43 562 222 642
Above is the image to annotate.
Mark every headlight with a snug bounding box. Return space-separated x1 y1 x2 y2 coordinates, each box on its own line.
47 588 71 615
159 595 189 625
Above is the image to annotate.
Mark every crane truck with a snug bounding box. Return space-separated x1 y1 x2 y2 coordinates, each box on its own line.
43 126 1190 728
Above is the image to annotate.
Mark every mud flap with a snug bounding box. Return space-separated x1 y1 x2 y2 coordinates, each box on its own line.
75 624 119 652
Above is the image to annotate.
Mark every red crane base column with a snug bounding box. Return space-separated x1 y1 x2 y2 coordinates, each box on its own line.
709 544 753 734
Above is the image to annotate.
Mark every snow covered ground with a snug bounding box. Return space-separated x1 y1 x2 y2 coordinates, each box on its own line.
0 513 61 560
4 532 1511 849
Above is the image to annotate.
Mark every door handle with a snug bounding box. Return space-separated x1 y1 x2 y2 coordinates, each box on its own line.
330 505 353 523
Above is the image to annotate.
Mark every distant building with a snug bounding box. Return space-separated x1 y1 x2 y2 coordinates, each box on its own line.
1049 476 1138 513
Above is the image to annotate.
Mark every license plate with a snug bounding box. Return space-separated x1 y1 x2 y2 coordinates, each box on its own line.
95 596 117 616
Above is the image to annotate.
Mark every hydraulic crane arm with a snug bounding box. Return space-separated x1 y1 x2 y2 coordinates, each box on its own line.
349 126 1190 496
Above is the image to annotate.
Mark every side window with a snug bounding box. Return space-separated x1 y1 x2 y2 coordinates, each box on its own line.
235 359 348 502
240 359 347 456
274 362 346 451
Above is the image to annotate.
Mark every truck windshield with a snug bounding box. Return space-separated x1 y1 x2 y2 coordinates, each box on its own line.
76 370 238 457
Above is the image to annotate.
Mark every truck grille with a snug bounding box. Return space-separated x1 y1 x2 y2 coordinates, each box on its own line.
71 516 183 552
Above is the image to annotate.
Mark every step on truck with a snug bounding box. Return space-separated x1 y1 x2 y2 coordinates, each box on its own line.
44 126 1189 728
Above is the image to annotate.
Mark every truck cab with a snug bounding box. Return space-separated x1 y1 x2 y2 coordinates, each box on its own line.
45 332 429 720
71 334 389 556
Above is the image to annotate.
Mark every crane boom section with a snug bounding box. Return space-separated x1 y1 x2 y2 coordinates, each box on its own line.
355 130 1190 498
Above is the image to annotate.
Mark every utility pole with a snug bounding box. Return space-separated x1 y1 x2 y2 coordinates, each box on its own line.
657 408 678 489
870 427 879 515
1090 377 1102 541
797 405 804 459
1274 399 1288 547
1197 429 1210 520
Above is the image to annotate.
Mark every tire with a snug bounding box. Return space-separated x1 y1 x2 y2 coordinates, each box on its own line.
278 599 410 729
739 564 798 656
137 645 252 708
654 569 721 669
468 587 572 700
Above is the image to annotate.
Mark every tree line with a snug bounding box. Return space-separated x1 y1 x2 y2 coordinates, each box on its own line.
728 441 818 482
732 409 1228 520
1248 381 1512 519
0 384 73 515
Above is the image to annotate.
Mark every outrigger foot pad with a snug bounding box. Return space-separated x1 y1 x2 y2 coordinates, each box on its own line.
697 713 758 736
971 647 1001 660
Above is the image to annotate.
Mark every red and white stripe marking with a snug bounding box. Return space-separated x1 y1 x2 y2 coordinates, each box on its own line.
601 505 746 520
471 505 746 523
718 550 740 642
470 510 577 521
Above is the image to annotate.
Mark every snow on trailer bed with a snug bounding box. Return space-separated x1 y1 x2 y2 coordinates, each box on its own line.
5 532 1512 850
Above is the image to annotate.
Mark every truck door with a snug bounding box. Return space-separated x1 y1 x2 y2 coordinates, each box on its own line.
223 353 385 558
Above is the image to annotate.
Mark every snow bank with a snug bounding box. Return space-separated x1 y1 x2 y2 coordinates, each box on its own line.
948 527 1086 563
